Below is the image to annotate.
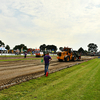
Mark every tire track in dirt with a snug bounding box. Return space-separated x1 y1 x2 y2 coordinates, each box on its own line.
0 56 97 90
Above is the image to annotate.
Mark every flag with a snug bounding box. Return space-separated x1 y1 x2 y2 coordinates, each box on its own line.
41 59 43 63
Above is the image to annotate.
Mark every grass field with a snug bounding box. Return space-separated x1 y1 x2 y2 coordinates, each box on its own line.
0 57 42 62
0 56 56 62
0 58 100 100
0 55 57 62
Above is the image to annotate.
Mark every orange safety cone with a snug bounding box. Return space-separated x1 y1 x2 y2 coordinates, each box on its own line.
46 72 48 77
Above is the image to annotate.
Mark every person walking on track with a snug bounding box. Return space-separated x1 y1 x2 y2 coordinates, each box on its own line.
44 52 52 75
24 52 27 58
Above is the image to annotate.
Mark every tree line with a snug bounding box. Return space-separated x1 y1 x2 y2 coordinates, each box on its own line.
0 40 10 50
0 40 98 53
59 43 98 53
39 44 57 52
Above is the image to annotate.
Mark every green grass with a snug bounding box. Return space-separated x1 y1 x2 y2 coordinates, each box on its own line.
0 57 56 62
0 55 34 57
0 57 42 62
0 55 57 61
0 58 100 100
0 54 57 57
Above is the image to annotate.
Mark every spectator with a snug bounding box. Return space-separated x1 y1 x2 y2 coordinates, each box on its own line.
24 52 27 58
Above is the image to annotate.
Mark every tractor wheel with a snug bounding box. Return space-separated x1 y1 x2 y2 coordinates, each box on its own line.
73 57 76 61
58 59 63 62
72 55 76 61
65 57 70 62
76 57 78 61
72 57 76 61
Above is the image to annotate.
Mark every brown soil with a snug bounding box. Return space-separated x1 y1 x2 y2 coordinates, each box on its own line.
0 56 97 90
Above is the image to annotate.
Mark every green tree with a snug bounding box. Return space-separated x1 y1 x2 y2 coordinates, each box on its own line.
39 44 46 51
46 45 57 52
5 45 10 50
39 44 57 52
59 47 64 51
13 44 27 51
78 47 84 53
51 45 57 52
87 43 98 53
0 40 5 47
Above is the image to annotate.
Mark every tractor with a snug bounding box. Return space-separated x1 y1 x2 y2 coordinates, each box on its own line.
57 47 81 62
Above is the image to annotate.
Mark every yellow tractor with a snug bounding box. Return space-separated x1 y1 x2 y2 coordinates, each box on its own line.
57 47 81 62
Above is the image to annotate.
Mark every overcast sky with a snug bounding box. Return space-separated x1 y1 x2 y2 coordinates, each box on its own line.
0 0 100 51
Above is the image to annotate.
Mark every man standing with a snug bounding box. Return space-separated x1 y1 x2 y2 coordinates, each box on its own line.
44 52 52 75
24 52 27 58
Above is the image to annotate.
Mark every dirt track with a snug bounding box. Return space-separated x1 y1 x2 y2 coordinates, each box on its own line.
0 56 97 90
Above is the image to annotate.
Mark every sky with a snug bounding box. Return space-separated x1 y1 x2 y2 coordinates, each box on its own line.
0 0 100 51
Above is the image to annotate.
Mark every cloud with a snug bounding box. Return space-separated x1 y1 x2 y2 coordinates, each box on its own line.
0 0 100 50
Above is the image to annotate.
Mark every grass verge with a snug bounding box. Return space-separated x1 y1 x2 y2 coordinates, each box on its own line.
0 58 42 62
0 56 56 62
0 58 100 100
